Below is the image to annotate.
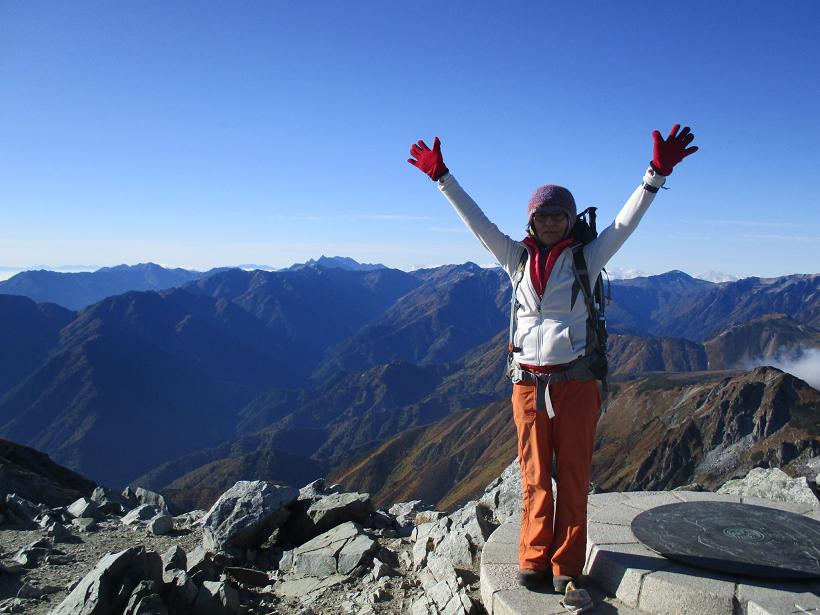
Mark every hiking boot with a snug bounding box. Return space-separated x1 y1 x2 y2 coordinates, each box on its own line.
553 574 576 593
517 568 550 588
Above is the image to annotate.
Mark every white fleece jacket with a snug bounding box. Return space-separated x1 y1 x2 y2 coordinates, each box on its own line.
437 167 666 367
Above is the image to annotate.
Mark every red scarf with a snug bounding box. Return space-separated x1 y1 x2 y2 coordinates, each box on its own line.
522 236 574 299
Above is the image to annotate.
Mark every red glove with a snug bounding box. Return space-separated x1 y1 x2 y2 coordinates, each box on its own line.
651 124 698 176
408 137 449 181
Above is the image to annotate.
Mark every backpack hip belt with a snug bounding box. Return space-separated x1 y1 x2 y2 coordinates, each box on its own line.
509 354 601 416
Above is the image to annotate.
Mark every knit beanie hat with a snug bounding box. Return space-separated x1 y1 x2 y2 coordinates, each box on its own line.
527 184 577 231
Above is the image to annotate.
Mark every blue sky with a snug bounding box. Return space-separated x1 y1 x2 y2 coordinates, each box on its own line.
1 1 819 279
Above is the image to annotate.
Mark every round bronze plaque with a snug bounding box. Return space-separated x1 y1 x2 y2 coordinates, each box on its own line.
631 501 820 579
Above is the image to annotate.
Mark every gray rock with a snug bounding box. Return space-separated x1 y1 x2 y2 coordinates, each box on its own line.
0 559 25 574
173 509 206 529
72 517 98 532
46 521 73 542
389 500 433 529
14 582 61 599
291 521 378 577
0 597 29 613
278 549 294 574
370 557 394 581
717 467 820 507
13 539 53 568
161 545 187 574
416 554 476 615
308 492 373 534
224 566 270 587
49 546 163 615
478 459 522 524
121 487 140 508
369 509 394 530
134 487 169 513
194 580 241 615
412 501 493 571
275 574 348 603
201 480 299 551
122 504 160 526
166 570 198 612
67 497 103 520
38 512 60 528
90 486 126 515
122 580 164 615
415 510 447 525
186 545 217 580
3 494 43 527
298 478 344 502
45 553 76 565
148 514 173 536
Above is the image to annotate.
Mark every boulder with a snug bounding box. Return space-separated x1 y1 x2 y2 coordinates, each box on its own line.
148 514 173 536
389 500 433 530
46 521 74 542
161 545 187 576
122 504 160 526
194 580 241 615
67 497 103 520
412 502 494 571
13 539 54 568
298 478 344 502
14 581 61 599
72 517 98 533
479 459 523 525
49 546 163 615
122 580 166 615
306 492 373 536
46 553 76 565
173 509 206 529
3 493 43 527
186 545 218 582
90 486 126 515
165 570 198 612
369 509 395 530
0 559 24 575
224 566 270 587
718 467 820 507
413 554 476 614
134 487 170 513
201 480 298 551
291 521 378 577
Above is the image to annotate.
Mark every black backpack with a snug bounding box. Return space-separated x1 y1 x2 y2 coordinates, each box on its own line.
506 207 611 390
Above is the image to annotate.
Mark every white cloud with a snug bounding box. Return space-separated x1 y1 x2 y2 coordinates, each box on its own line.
606 267 650 279
739 348 820 390
693 271 739 283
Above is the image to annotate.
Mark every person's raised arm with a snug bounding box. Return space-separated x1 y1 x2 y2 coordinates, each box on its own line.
407 136 522 276
585 124 699 274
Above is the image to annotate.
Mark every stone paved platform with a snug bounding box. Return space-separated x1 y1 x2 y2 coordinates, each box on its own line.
480 491 820 615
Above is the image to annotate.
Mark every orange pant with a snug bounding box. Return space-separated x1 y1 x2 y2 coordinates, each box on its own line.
512 379 601 576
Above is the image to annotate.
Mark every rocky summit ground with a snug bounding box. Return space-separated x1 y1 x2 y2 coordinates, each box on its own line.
0 476 494 615
2 459 816 615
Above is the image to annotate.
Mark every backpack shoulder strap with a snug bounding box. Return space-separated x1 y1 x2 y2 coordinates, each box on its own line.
570 244 599 355
508 248 528 353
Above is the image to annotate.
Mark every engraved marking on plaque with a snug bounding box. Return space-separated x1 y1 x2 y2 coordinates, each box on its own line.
722 527 765 543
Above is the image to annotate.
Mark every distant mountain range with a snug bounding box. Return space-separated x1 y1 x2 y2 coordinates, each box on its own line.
0 258 818 509
0 263 219 310
0 258 388 310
